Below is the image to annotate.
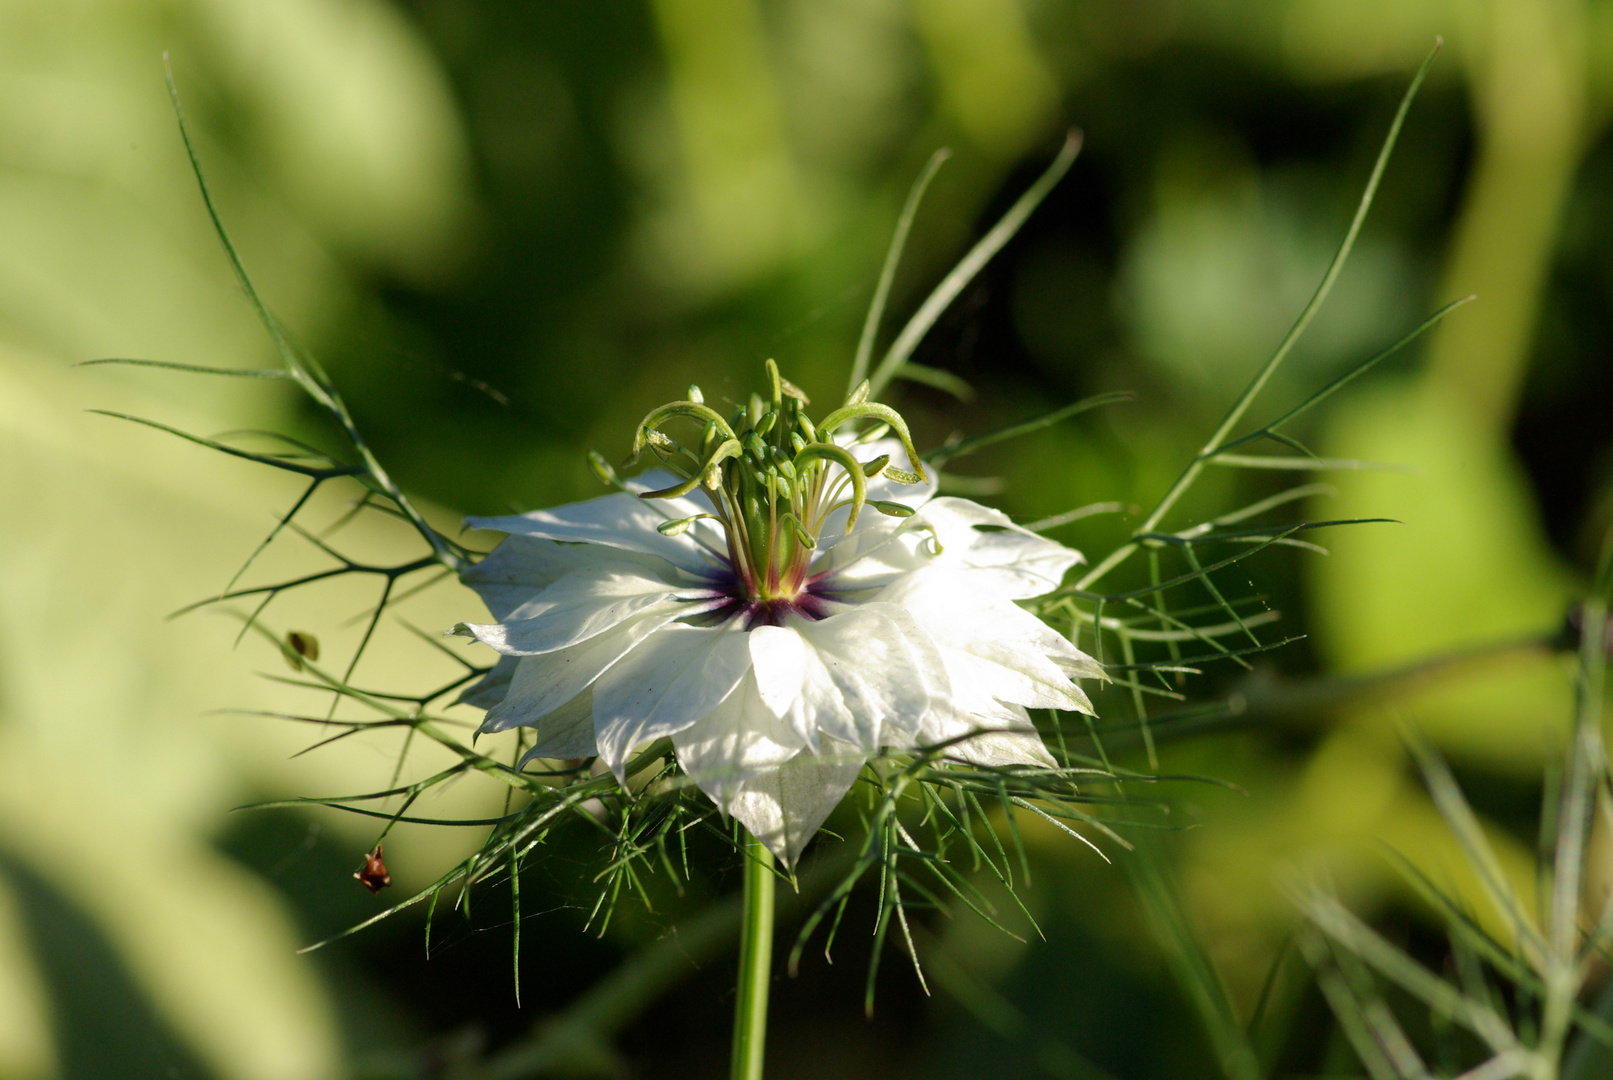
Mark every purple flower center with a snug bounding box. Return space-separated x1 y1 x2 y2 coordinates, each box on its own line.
697 563 833 628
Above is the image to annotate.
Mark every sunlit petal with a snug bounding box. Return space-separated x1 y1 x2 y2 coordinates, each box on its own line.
727 743 865 866
458 563 698 655
919 496 1084 598
593 623 753 777
674 673 804 805
467 493 724 577
477 608 685 733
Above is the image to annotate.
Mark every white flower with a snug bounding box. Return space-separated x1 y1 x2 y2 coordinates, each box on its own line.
455 379 1102 865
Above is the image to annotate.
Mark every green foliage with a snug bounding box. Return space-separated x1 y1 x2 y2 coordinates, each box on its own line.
1294 533 1613 1079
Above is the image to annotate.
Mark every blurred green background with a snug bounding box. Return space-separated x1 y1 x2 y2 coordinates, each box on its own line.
2 0 1611 1077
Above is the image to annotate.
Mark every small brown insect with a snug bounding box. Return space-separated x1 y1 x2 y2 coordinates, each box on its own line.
282 630 320 671
354 845 391 893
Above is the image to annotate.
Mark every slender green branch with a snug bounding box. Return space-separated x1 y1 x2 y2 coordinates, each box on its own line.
164 57 462 574
1074 41 1441 594
850 148 951 396
868 131 1082 399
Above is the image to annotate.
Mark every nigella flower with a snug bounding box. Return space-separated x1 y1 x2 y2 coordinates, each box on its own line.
455 365 1102 864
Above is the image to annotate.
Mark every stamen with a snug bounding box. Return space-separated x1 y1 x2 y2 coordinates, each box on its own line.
657 514 719 536
628 361 929 613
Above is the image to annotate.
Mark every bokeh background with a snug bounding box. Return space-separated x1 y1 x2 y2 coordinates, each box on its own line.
2 1 1611 1077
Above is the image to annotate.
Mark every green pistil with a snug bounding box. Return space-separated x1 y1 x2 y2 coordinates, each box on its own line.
628 360 928 605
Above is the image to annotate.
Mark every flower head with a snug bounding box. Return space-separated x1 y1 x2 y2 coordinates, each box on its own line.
456 365 1102 864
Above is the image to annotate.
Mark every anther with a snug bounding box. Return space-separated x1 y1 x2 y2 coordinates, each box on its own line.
645 430 681 454
588 450 621 488
781 513 816 549
657 514 717 536
768 446 796 479
882 467 923 485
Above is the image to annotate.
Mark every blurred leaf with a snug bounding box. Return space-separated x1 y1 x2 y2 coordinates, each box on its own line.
1312 383 1578 766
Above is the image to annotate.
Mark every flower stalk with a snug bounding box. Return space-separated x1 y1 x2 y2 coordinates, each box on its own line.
731 832 776 1080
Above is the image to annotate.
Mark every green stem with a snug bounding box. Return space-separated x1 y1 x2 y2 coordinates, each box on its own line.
730 833 775 1080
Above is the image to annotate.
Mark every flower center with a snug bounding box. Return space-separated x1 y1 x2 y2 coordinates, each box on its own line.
628 361 929 611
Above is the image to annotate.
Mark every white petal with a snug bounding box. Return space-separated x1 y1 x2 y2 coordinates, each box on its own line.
941 726 1057 770
727 743 865 866
477 608 681 733
466 492 724 577
673 673 804 805
916 695 1058 769
1054 649 1107 683
747 624 854 751
919 497 1084 598
512 687 598 763
808 515 929 598
747 624 808 722
460 563 702 656
854 600 955 743
882 568 1097 715
460 535 669 621
788 608 930 750
593 623 753 778
457 654 517 710
944 647 1093 714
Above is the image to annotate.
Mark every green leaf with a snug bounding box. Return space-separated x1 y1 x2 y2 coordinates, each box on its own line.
867 131 1083 399
849 148 950 395
925 391 1134 469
